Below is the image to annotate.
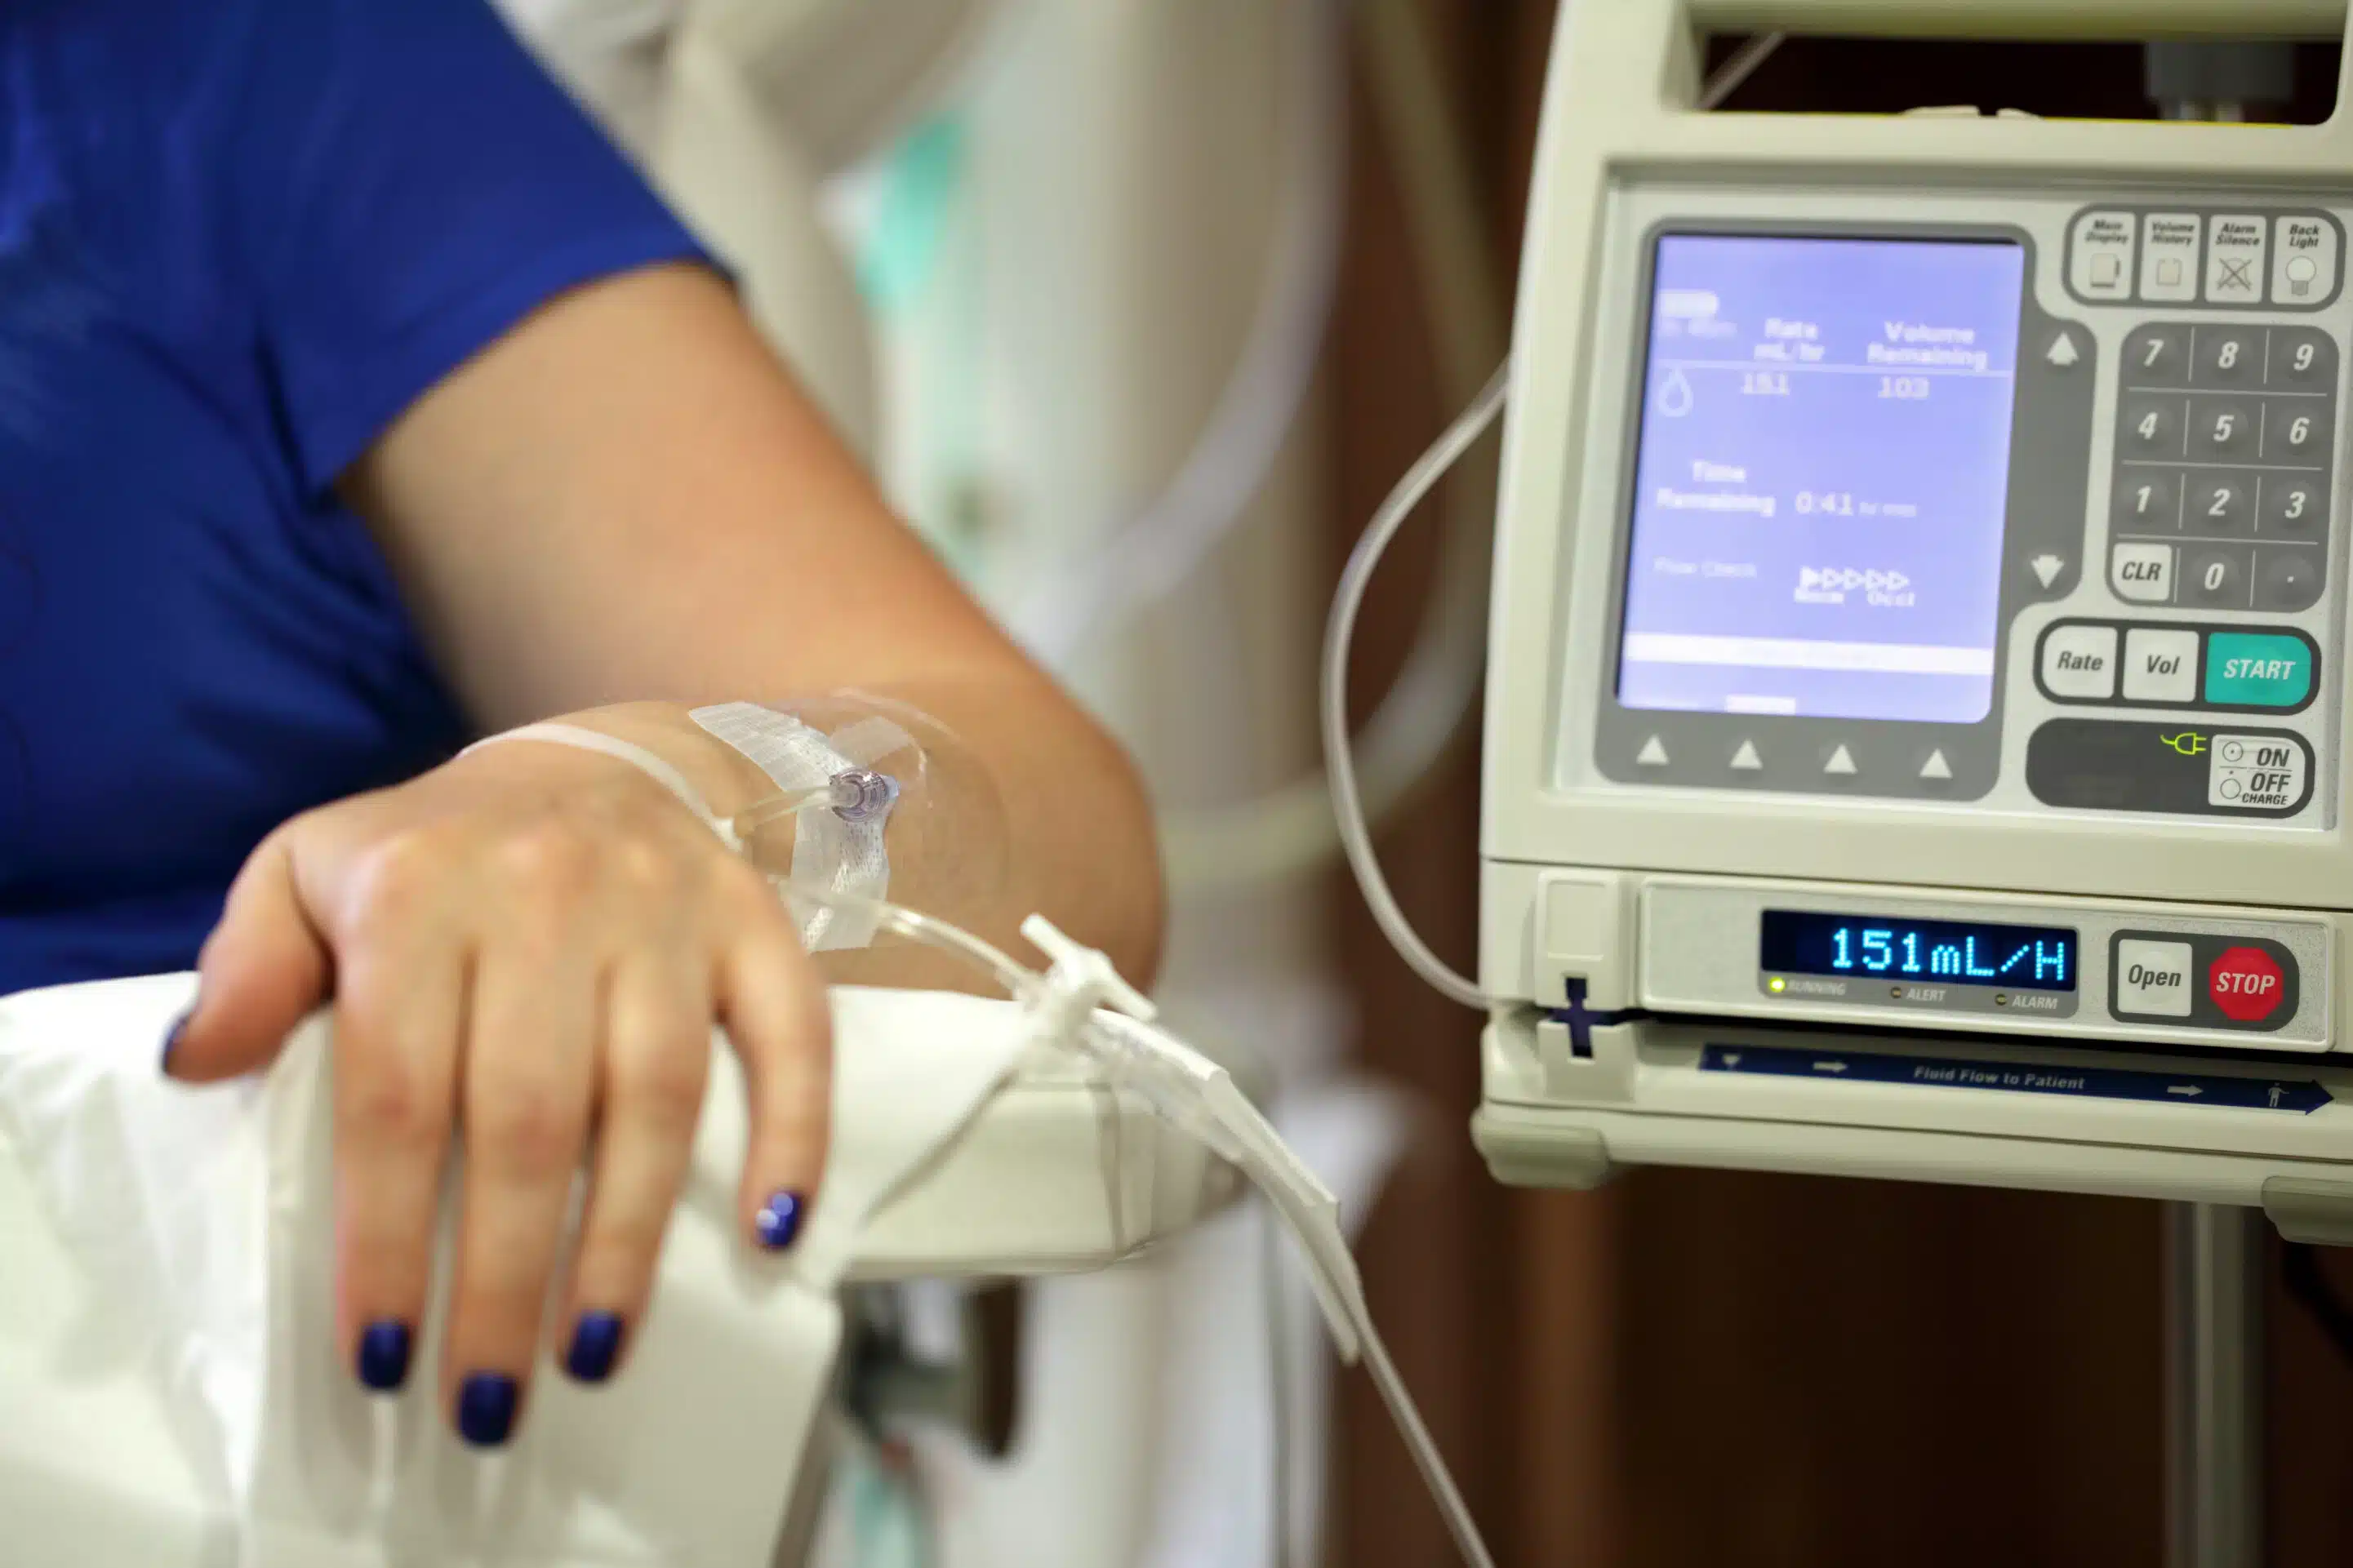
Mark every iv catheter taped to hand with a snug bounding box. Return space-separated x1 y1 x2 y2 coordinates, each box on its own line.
462 701 916 953
690 701 910 951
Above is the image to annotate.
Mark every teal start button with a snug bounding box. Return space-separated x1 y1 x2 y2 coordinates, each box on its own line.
2205 633 2313 708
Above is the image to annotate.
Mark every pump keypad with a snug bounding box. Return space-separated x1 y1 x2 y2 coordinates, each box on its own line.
2106 324 2337 612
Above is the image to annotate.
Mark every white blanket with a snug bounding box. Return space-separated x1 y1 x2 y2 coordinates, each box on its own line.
0 976 1034 1567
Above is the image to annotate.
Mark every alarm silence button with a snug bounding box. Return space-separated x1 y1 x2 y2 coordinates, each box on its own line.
2208 946 2287 1023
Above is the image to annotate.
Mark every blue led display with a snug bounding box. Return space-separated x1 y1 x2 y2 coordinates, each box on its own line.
1759 910 2076 992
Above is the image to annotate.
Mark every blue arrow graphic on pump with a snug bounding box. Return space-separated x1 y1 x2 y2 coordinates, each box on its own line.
1699 1044 2332 1113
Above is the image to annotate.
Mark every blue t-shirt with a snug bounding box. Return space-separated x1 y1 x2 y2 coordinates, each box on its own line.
0 0 708 993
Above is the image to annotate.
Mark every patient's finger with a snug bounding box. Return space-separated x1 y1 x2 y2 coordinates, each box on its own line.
331 937 466 1397
167 828 331 1082
714 871 832 1255
559 951 710 1384
441 917 598 1447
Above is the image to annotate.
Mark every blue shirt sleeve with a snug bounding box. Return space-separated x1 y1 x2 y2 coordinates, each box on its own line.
227 0 714 494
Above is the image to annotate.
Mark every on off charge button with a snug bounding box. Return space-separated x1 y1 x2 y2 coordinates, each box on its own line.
2209 947 2287 1023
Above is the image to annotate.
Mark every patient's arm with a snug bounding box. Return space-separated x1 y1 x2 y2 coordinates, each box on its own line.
162 260 1163 1444
349 262 1163 985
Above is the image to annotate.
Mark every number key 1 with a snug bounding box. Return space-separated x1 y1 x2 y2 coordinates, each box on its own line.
2112 468 2181 531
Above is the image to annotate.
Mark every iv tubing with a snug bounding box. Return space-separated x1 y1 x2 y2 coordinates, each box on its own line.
1319 31 1784 1009
785 882 1498 1566
1321 363 1507 1013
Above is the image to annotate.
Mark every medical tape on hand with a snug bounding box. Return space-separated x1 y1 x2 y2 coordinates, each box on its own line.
691 703 907 952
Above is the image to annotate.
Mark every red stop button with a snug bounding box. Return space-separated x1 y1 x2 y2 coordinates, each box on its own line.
2208 947 2286 1023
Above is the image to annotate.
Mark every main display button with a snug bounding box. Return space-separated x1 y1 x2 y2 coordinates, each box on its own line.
2210 732 2308 809
2185 473 2256 534
2114 468 2182 531
2071 210 2137 300
2265 406 2327 463
2196 329 2262 386
1729 739 1763 772
2267 326 2337 388
1822 744 1858 777
2207 215 2270 304
2141 213 2202 301
2206 633 2313 705
2209 946 2288 1023
2123 324 2189 386
2260 475 2326 535
2122 629 2199 703
2120 395 2186 455
2273 215 2339 304
2115 939 2196 1017
2191 398 2259 460
1919 749 1954 781
2180 545 2252 609
2254 548 2324 613
2111 542 2176 602
1636 735 1670 767
2040 624 2119 698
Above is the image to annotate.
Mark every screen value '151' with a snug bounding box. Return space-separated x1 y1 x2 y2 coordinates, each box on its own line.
1760 910 2076 992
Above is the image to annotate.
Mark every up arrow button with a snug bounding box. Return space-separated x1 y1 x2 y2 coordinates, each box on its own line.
2045 330 2081 368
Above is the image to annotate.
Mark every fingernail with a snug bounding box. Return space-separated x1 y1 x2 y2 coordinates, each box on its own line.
754 1189 807 1252
456 1373 520 1448
355 1321 414 1393
565 1312 627 1384
159 1011 189 1077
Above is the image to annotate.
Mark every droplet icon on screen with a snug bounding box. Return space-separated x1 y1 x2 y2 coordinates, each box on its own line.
1657 368 1693 418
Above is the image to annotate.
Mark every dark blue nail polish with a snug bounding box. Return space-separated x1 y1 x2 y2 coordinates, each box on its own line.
159 1011 189 1076
456 1373 520 1448
355 1321 413 1393
565 1312 626 1384
754 1189 807 1252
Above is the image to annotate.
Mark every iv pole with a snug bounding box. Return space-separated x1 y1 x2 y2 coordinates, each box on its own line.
2148 45 2299 1562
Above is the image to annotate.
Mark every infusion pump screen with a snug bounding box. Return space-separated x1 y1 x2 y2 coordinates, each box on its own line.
1617 234 2026 723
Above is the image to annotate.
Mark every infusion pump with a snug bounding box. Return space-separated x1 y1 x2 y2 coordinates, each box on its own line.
1475 2 2353 1233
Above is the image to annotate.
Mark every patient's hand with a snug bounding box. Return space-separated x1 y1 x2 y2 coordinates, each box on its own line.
161 727 830 1447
